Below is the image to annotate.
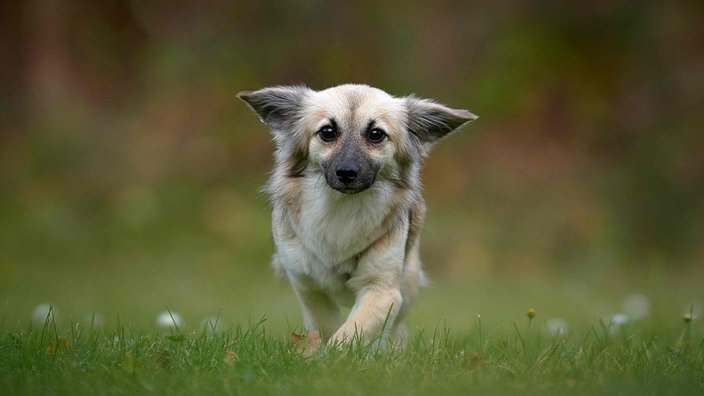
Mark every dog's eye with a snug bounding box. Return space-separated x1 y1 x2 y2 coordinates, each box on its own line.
318 125 336 142
367 128 387 143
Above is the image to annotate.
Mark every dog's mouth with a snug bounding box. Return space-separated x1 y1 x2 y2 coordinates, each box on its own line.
324 174 375 195
333 185 371 194
326 179 373 194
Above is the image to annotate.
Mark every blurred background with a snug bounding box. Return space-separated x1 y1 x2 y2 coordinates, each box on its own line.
1 0 702 333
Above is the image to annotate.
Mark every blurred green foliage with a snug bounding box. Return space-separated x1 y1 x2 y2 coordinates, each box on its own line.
0 1 702 325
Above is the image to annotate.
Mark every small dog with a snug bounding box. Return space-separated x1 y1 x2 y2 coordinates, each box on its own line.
238 84 476 346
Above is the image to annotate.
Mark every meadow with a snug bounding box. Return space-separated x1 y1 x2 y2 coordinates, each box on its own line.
2 306 703 395
2 271 703 395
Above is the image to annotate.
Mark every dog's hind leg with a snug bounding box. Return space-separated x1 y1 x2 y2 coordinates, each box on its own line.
388 234 423 346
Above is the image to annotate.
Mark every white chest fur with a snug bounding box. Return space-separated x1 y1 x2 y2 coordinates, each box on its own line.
275 175 395 289
298 176 392 264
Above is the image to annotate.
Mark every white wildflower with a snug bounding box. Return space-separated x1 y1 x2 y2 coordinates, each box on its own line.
546 318 568 336
682 302 701 321
156 310 183 328
32 303 57 323
622 294 650 320
611 313 629 326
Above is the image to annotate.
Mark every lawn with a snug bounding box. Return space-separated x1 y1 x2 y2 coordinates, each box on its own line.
2 277 703 395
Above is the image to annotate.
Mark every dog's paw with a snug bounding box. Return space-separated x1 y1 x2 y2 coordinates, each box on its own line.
329 326 362 348
291 329 322 358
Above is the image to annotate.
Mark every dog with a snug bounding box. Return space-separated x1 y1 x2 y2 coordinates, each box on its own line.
238 84 477 346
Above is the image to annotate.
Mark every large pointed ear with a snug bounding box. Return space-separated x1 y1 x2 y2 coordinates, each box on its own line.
405 95 478 143
237 85 312 131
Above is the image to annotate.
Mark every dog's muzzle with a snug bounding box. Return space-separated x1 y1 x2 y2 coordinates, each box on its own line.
326 162 374 194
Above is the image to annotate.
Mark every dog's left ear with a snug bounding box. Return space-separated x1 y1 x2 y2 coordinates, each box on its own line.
405 96 478 143
237 85 312 132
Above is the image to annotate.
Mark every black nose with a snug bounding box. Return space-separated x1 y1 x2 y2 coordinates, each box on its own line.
335 164 358 184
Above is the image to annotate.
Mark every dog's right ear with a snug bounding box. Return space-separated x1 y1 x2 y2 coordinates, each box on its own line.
237 86 312 132
405 95 478 144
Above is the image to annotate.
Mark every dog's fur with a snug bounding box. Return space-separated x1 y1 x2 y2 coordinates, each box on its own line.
238 84 476 345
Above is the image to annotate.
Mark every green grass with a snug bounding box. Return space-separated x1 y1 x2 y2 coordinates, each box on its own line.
2 307 702 395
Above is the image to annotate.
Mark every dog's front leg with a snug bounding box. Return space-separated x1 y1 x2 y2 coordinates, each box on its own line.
331 226 407 345
332 284 402 345
289 275 342 339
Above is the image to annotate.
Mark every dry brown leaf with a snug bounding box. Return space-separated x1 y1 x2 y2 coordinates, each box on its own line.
290 332 304 345
468 351 486 367
155 349 172 369
46 338 70 357
223 349 238 365
291 329 321 358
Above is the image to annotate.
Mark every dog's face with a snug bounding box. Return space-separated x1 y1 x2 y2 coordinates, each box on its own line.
238 84 477 194
306 86 406 194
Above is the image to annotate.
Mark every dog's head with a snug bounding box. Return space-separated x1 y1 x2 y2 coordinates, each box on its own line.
238 84 477 194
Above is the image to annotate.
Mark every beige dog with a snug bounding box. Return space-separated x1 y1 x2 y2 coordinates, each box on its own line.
238 84 476 346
